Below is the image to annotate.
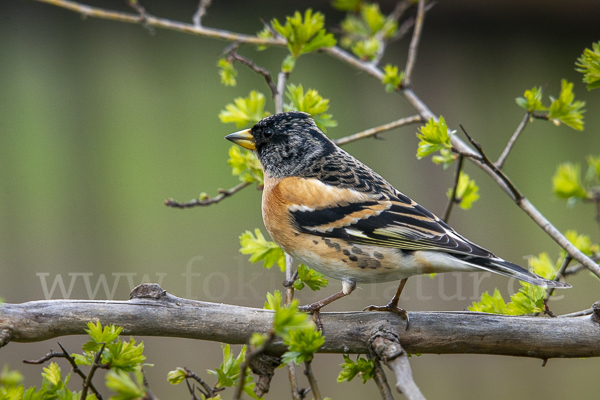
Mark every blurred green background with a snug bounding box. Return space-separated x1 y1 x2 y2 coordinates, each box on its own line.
1 0 599 399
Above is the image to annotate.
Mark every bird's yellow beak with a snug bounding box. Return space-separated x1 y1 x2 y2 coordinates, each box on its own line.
225 128 256 150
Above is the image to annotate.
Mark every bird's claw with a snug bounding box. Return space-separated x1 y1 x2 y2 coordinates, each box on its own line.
363 303 410 330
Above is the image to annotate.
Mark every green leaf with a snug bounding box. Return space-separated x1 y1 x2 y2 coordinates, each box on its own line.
416 116 453 159
41 363 63 387
105 370 146 400
360 3 397 37
271 9 336 58
249 333 269 349
217 58 237 87
264 290 284 310
381 64 404 92
586 155 600 182
0 366 24 387
228 145 264 184
332 0 362 12
515 86 546 112
284 84 337 132
351 37 381 61
337 354 375 384
264 291 314 336
207 345 261 399
563 230 599 258
293 264 328 291
528 252 557 280
103 338 147 372
575 41 600 90
447 172 479 210
548 80 585 131
256 27 274 51
167 368 187 385
219 91 270 128
82 322 123 352
552 163 588 200
281 328 325 364
431 148 457 169
468 288 508 314
239 229 285 271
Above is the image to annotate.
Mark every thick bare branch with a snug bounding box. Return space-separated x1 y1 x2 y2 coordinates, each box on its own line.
2 284 600 360
371 331 425 400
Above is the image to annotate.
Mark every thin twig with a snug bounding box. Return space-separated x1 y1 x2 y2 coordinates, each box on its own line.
288 364 302 400
184 367 217 398
541 256 572 317
184 378 201 400
192 0 211 28
165 181 251 209
442 154 464 223
303 360 322 400
496 112 530 169
276 71 288 114
81 343 108 400
371 356 395 400
334 115 423 146
458 125 524 201
557 308 594 318
226 49 278 98
402 0 426 87
31 0 286 45
234 334 275 400
57 343 104 400
23 350 68 364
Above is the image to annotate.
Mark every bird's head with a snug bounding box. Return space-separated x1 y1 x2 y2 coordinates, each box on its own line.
225 111 336 178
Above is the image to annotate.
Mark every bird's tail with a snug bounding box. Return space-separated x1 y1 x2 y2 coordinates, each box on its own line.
454 255 571 288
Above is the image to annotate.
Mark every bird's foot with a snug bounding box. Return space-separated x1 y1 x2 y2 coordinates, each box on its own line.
364 302 410 330
298 303 324 331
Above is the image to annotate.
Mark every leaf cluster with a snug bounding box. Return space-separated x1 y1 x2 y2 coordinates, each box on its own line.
228 145 263 184
416 116 454 160
239 229 285 271
263 291 324 365
293 263 328 291
0 322 152 400
338 3 397 61
217 58 237 87
271 9 336 72
336 355 375 384
284 84 337 132
207 345 261 400
381 64 404 92
576 41 600 90
516 81 585 130
219 90 269 128
552 154 600 205
446 172 479 210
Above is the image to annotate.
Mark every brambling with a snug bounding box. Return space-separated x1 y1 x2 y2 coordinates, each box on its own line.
226 112 570 323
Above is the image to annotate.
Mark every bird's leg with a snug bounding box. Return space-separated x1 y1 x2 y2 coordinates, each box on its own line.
364 278 410 330
299 280 356 331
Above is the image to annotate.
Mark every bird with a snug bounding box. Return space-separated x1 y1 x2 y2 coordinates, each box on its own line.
225 111 571 325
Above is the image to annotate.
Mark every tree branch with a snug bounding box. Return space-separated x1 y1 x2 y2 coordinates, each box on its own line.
495 112 530 169
164 181 251 209
402 0 426 87
442 154 464 223
31 0 286 46
2 284 600 360
334 115 423 146
370 330 425 400
371 356 395 400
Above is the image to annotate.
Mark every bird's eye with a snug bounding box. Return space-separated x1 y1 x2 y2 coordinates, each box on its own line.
264 128 274 138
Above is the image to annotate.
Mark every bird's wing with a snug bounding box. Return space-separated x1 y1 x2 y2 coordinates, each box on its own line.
278 176 495 258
